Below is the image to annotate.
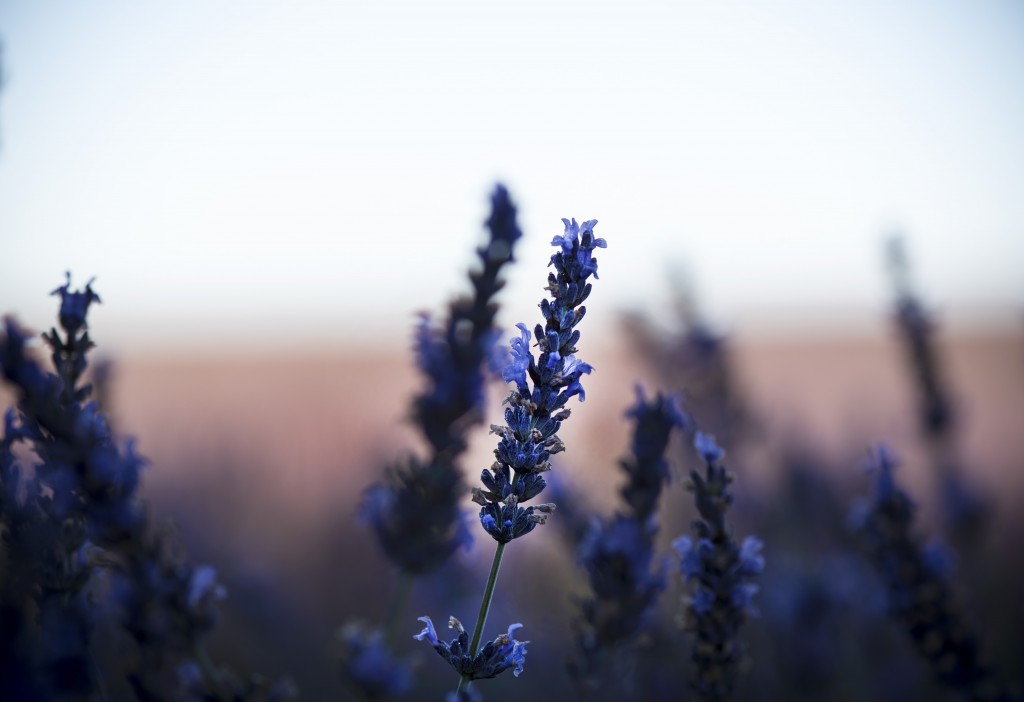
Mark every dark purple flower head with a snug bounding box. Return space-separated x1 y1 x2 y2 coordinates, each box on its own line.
737 536 765 577
336 622 414 700
887 238 955 439
414 616 527 680
476 496 554 544
619 386 689 520
578 515 665 603
1 318 60 402
3 275 303 698
853 443 1009 698
361 455 472 575
673 535 713 582
50 272 101 339
367 185 521 575
551 218 606 279
476 217 606 542
694 431 725 465
186 566 226 617
921 539 954 578
675 432 763 700
570 388 684 688
475 459 546 504
730 583 761 616
48 274 100 341
502 323 533 392
691 588 715 616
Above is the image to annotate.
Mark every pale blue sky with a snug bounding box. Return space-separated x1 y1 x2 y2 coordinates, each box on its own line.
2 1 1022 351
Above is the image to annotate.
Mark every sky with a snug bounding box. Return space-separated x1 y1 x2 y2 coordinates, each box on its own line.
1 1 1022 352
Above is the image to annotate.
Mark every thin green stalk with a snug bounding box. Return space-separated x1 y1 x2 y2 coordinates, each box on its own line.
194 642 230 702
384 572 415 647
456 541 507 694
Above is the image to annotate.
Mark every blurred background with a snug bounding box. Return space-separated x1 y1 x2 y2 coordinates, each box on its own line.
1 1 1023 700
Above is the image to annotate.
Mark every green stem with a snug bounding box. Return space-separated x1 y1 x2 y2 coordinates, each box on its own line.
194 642 230 702
456 541 507 694
384 572 415 647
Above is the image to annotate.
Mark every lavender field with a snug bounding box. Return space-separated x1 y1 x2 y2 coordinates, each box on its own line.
3 3 1024 701
3 193 1023 700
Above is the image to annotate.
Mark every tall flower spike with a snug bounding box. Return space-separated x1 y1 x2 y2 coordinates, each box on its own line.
886 239 954 439
852 445 1011 702
474 216 606 544
673 431 763 702
1 280 135 696
570 387 689 689
886 236 986 540
1 277 285 699
418 212 606 697
363 184 522 576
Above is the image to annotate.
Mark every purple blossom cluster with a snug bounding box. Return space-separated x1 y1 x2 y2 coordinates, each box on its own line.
361 184 523 577
674 432 765 702
3 188 1021 702
886 236 985 538
851 445 1011 702
340 185 523 699
414 616 527 681
1 275 295 701
570 387 688 688
414 209 607 699
471 217 606 543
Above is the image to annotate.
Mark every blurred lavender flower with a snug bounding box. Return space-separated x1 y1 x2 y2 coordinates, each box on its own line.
472 216 606 543
620 273 752 449
1 276 285 699
674 432 764 702
414 616 527 681
363 184 522 576
852 444 1011 702
570 388 688 688
886 236 985 539
336 622 414 700
886 240 954 439
1 278 128 696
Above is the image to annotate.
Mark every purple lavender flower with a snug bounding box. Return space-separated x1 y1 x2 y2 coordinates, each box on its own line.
570 388 687 688
414 616 528 680
2 276 279 699
886 237 986 539
853 444 1011 701
363 184 522 576
674 431 764 702
50 272 101 343
419 209 606 698
336 622 415 699
472 215 607 543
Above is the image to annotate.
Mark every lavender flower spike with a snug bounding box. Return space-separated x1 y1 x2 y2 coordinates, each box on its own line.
852 445 1011 702
420 211 606 696
571 387 689 688
1 276 268 699
472 216 606 543
674 431 764 702
363 184 522 575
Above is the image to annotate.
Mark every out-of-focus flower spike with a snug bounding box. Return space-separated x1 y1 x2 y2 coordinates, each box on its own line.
674 432 763 701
